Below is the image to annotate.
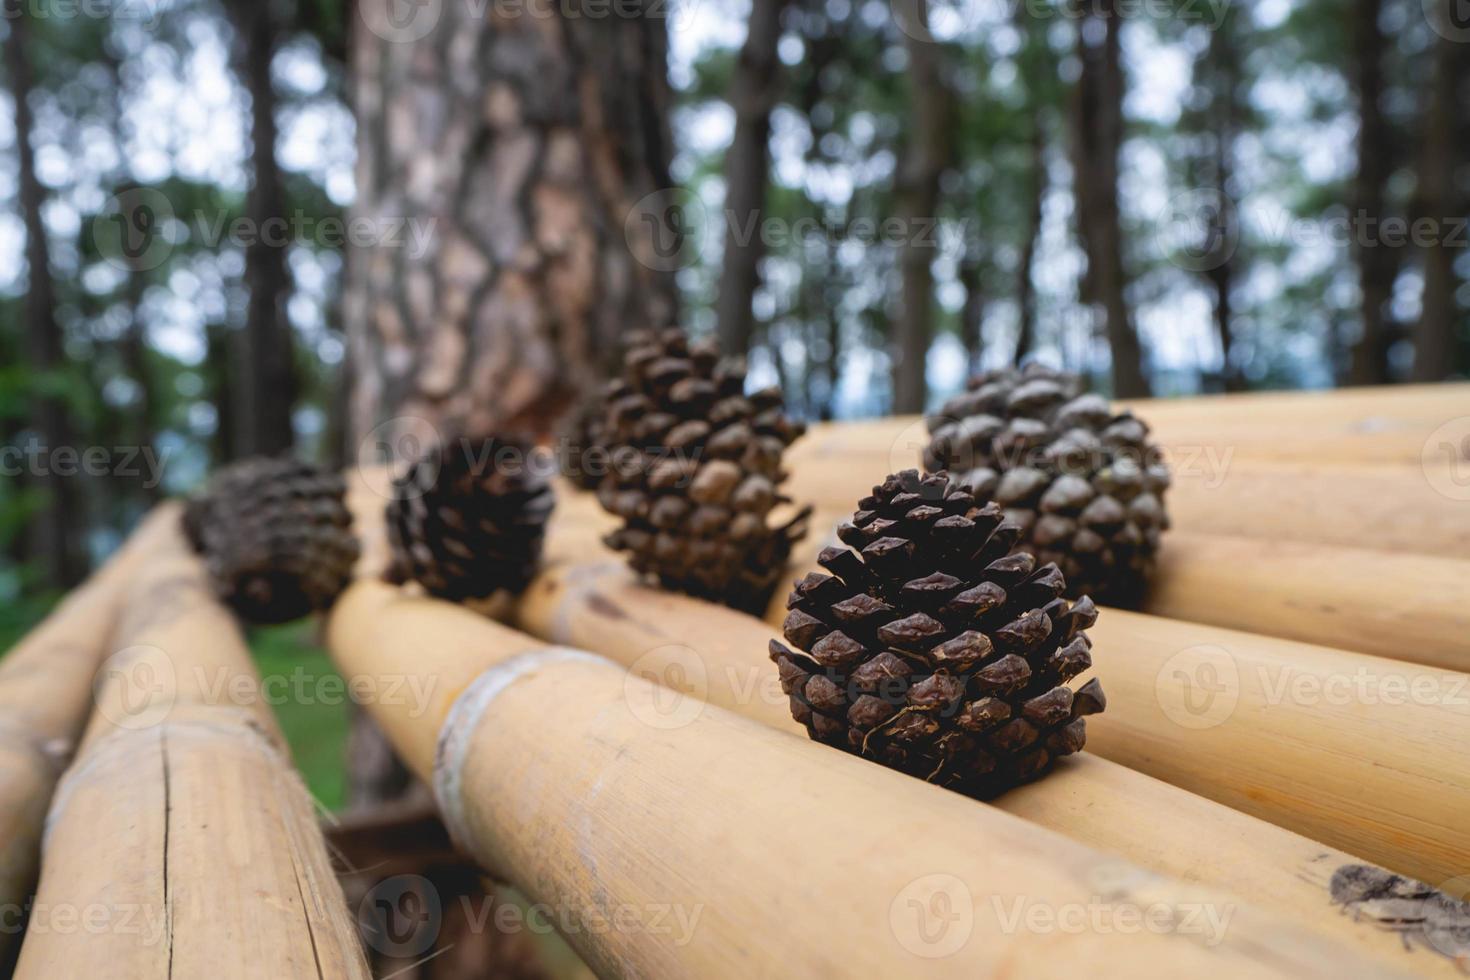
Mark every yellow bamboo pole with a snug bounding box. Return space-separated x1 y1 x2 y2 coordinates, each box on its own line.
326 579 1397 980
756 540 1470 886
1147 531 1470 671
512 555 1468 977
782 419 1470 560
0 506 181 966
14 517 368 979
763 506 1470 673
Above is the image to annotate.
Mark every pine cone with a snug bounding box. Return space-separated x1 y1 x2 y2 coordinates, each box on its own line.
770 469 1105 798
386 434 555 602
597 328 812 614
183 457 359 625
559 398 609 491
923 364 1170 603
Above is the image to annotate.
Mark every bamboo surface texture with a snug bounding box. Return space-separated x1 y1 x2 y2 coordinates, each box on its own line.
754 528 1470 887
513 552 1468 977
14 518 368 980
781 411 1470 560
326 579 1400 979
770 505 1470 673
0 505 179 968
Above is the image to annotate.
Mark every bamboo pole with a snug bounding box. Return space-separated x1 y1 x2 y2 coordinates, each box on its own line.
790 382 1470 469
1146 531 1470 671
0 506 179 967
512 555 1468 977
326 580 1396 980
781 417 1470 559
764 506 1470 673
754 541 1470 886
14 518 368 979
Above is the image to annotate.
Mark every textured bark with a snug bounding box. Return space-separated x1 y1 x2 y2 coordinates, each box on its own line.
346 0 678 452
1071 3 1150 397
1347 0 1393 386
715 0 789 358
229 0 297 457
1410 7 1463 382
5 0 85 588
892 2 952 413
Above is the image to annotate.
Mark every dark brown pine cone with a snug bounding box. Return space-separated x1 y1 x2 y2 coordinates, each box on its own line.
597 328 812 614
923 364 1170 604
559 397 609 492
183 457 359 625
386 434 555 602
770 469 1105 798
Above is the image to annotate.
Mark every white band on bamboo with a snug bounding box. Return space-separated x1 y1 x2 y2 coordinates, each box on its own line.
432 646 602 852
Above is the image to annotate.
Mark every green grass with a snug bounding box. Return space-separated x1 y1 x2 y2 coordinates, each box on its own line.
1 604 353 812
249 621 352 811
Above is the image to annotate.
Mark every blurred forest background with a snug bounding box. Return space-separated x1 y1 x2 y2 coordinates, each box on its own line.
1 0 1467 603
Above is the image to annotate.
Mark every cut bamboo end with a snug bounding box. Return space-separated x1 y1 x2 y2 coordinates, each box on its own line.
513 557 1470 978
14 518 368 980
434 644 1392 975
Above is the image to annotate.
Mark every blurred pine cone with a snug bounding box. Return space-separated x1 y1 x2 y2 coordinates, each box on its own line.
770 470 1104 798
183 457 359 625
386 434 555 602
559 397 608 491
597 328 812 614
923 364 1170 603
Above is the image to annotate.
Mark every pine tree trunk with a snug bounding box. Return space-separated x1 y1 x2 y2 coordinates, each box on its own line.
5 0 85 588
959 248 985 373
1348 0 1393 386
1014 122 1043 366
229 0 296 457
1206 13 1243 392
1071 2 1150 397
1410 7 1462 382
346 0 678 452
715 0 788 358
892 3 951 413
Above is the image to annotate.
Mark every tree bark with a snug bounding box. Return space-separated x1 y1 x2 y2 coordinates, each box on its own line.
1015 121 1044 366
1071 3 1150 397
228 0 296 457
5 0 86 588
892 1 952 413
1409 4 1463 382
959 248 985 374
1205 11 1243 392
715 0 788 358
346 0 678 452
1347 0 1393 386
